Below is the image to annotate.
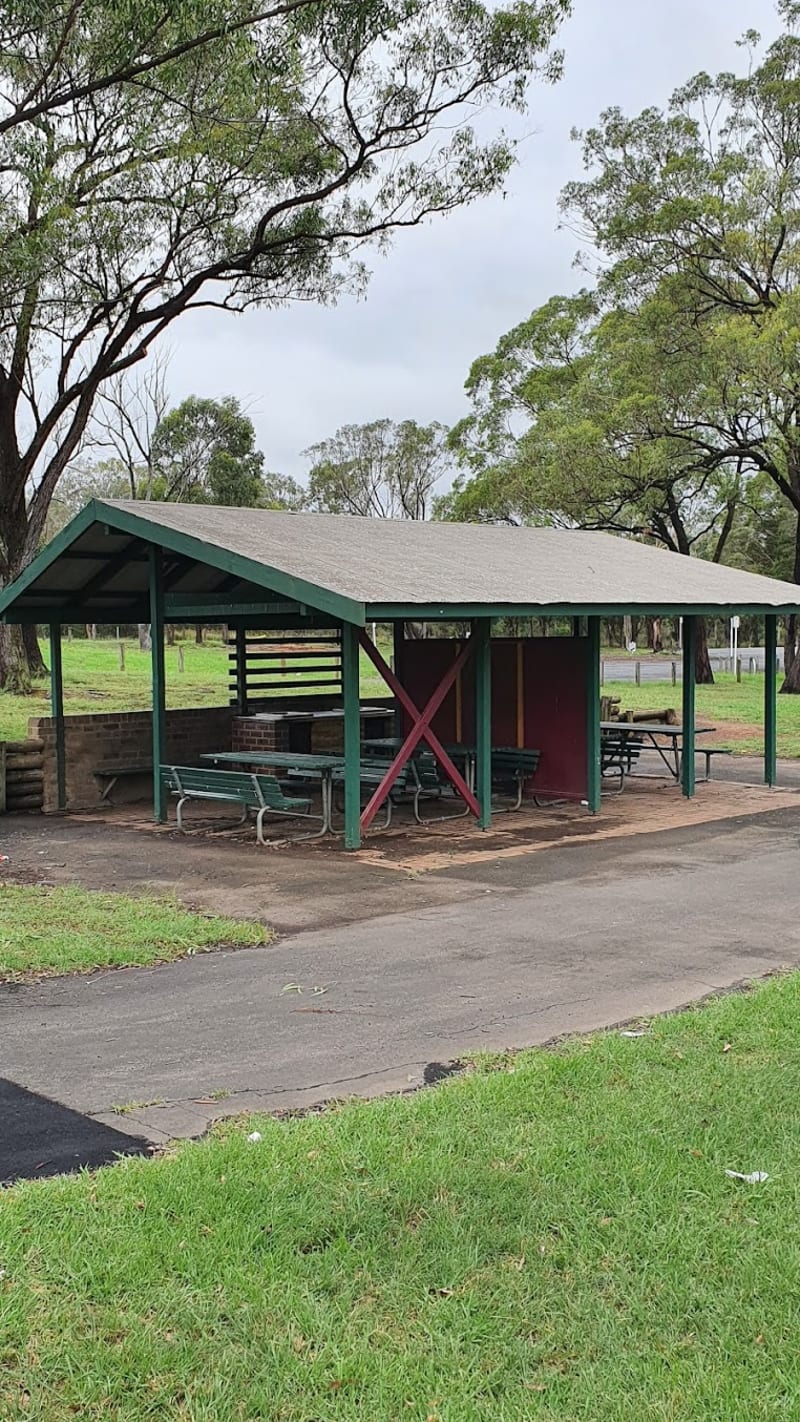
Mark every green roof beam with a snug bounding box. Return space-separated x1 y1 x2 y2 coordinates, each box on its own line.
365 602 800 620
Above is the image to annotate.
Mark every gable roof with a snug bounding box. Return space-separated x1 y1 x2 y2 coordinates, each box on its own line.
1 498 799 623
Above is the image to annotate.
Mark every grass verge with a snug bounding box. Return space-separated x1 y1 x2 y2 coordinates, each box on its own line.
2 975 799 1419
0 883 268 980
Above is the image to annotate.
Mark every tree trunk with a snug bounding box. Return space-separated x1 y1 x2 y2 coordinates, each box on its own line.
695 616 714 685
645 616 663 653
22 622 47 677
0 496 36 690
138 623 150 652
781 614 800 693
195 624 204 645
780 513 800 692
0 622 32 693
165 623 175 646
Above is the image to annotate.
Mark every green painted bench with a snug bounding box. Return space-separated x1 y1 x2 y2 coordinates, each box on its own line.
600 729 643 792
329 755 454 829
490 747 542 811
161 765 313 843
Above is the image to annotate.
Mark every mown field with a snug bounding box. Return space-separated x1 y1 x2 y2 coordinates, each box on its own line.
0 636 389 742
2 974 799 1419
605 672 800 758
0 640 798 757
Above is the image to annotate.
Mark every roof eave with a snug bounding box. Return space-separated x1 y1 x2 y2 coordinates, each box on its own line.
365 601 800 619
0 501 367 627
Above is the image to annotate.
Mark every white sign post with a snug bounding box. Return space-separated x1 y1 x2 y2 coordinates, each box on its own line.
730 615 740 673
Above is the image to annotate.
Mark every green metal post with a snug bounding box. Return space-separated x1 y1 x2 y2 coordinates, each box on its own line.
682 615 696 799
586 616 601 813
765 614 777 787
149 545 167 822
475 618 492 829
342 621 362 849
49 622 66 811
235 624 247 715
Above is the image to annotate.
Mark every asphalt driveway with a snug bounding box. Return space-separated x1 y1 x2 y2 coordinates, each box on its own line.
3 804 800 1147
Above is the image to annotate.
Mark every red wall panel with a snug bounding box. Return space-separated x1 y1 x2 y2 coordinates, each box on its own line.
399 636 588 802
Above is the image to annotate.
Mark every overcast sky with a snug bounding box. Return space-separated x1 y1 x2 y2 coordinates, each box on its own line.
167 0 782 482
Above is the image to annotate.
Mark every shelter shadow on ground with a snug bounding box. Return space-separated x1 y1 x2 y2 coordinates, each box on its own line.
0 1076 150 1184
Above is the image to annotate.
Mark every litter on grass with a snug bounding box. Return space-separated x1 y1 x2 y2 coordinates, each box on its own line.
247 1131 263 1144
619 1029 650 1038
725 1170 769 1184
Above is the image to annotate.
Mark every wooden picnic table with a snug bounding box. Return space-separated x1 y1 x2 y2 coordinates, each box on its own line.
201 751 344 833
600 722 717 782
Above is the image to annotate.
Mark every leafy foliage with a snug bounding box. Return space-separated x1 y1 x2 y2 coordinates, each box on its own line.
150 396 266 506
446 10 800 685
307 418 452 518
0 0 570 687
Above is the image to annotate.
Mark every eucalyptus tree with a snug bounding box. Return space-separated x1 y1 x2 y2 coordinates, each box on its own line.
448 6 800 687
306 418 451 519
0 0 569 689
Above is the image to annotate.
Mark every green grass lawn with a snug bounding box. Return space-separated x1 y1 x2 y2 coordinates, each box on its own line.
0 883 268 980
0 636 389 741
606 670 800 757
2 975 799 1419
1 639 798 756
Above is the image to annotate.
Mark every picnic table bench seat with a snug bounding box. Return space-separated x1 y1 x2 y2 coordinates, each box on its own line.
328 754 456 828
93 762 153 803
699 746 732 780
161 764 314 843
490 747 542 811
361 742 544 819
600 728 643 792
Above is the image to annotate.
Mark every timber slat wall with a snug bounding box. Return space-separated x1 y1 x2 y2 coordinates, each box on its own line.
1 738 45 813
228 631 343 711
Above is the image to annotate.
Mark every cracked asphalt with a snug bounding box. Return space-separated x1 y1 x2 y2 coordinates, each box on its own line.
4 803 800 1145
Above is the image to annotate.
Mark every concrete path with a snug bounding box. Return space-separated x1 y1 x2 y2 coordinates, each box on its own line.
4 806 800 1143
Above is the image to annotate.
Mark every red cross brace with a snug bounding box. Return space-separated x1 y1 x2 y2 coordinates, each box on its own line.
358 630 481 831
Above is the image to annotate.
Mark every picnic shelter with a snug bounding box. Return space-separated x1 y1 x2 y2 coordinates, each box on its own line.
1 499 798 848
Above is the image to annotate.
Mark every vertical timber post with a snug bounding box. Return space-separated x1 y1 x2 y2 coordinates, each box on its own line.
392 621 404 740
235 624 247 716
342 621 361 849
475 618 492 829
149 546 167 822
681 614 696 799
49 622 66 811
765 614 777 787
586 616 601 813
